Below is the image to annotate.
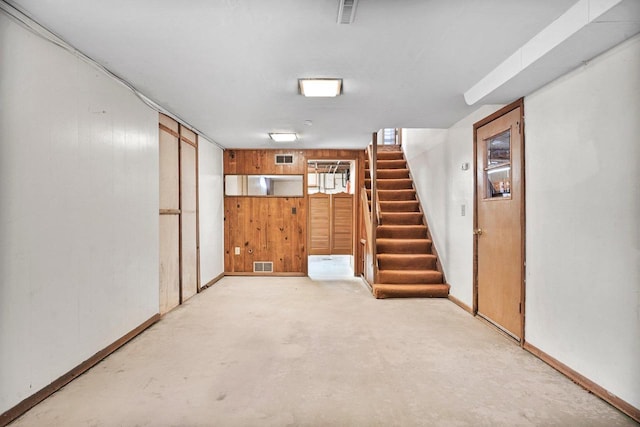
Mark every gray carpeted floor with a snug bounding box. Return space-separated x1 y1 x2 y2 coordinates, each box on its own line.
12 276 637 426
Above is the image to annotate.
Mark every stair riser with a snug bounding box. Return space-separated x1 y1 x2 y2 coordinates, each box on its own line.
376 151 404 160
376 169 410 179
377 191 415 201
366 179 413 190
376 160 406 169
377 227 427 239
379 271 443 284
378 180 413 190
373 284 450 299
381 213 423 225
377 241 432 254
368 190 416 201
379 202 420 212
378 255 437 270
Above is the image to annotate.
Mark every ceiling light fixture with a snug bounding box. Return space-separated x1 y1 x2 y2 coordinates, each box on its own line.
299 78 342 97
269 132 298 142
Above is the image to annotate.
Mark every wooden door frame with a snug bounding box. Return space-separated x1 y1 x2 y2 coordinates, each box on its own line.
472 98 526 343
305 156 360 275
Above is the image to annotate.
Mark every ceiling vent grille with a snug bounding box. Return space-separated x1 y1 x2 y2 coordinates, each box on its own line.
275 154 294 165
253 261 273 273
337 0 359 24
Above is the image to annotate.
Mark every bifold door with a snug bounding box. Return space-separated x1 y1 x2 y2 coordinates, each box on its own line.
308 192 353 256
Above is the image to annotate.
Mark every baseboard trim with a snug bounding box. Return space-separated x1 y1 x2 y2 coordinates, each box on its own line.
523 342 640 423
200 272 225 291
448 294 473 314
224 272 305 277
0 313 160 427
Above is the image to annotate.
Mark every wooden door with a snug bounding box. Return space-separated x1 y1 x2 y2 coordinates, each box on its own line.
309 193 331 255
331 193 353 254
475 102 524 340
180 126 199 301
159 115 180 314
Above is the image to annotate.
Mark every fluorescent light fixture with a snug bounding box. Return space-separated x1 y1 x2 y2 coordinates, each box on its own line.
269 132 298 142
299 78 342 97
487 166 511 175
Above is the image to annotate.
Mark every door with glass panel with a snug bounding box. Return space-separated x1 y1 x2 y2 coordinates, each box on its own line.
474 102 524 340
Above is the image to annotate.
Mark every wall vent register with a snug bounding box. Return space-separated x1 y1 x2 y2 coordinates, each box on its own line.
275 154 294 165
253 261 274 273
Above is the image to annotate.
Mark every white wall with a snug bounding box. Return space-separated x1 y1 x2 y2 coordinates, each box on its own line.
525 35 640 408
403 109 502 307
198 138 224 285
0 12 159 413
406 35 640 409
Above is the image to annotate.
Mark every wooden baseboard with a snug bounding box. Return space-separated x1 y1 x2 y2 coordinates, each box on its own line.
523 342 640 423
223 272 305 277
0 314 160 427
448 294 473 314
200 272 225 291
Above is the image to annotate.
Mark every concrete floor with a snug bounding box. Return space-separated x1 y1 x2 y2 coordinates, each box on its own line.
308 255 353 280
12 276 637 426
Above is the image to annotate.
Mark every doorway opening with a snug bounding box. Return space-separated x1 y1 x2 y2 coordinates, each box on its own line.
307 159 356 278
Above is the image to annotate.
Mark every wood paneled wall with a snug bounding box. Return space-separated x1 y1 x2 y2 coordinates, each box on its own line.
225 197 306 273
223 149 365 275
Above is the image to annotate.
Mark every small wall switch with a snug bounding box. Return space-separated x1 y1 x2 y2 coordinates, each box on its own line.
461 204 466 216
234 247 240 255
461 162 470 171
291 207 297 214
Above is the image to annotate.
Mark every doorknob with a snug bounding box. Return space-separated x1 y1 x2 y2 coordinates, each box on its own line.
473 228 483 236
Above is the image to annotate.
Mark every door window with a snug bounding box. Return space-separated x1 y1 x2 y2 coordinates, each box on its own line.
484 129 511 199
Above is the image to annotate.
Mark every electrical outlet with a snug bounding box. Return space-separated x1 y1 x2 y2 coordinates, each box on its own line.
234 247 240 255
461 204 466 216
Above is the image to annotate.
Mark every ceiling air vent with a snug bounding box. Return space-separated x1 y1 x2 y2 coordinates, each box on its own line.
337 0 359 24
275 154 294 165
253 261 273 273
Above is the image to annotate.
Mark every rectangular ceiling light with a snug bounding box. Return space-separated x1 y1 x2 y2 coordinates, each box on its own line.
299 79 342 97
269 132 298 142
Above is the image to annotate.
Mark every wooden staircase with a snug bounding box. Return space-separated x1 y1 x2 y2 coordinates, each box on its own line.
365 146 450 298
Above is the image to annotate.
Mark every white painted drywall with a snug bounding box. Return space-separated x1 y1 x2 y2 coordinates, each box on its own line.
406 35 640 408
0 12 159 413
403 108 503 308
524 35 640 408
198 137 224 285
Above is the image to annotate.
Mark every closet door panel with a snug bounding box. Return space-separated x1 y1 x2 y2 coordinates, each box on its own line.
159 214 180 314
331 193 353 254
181 140 198 300
309 193 331 255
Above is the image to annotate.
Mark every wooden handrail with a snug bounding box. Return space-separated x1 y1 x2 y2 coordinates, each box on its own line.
361 187 372 254
370 132 378 283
